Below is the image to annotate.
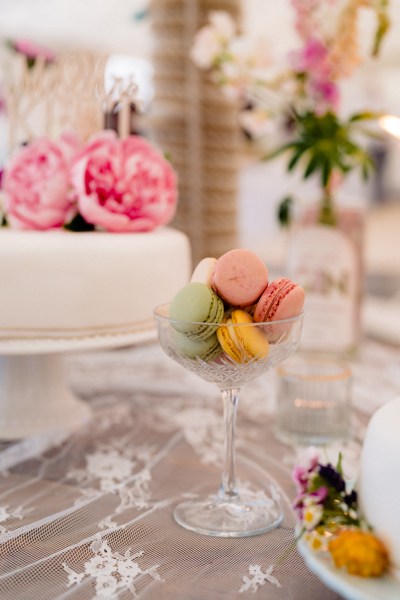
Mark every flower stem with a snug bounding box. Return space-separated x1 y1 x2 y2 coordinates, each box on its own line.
318 191 337 226
219 388 240 501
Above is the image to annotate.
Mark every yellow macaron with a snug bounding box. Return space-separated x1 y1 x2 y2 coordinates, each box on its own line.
217 309 269 363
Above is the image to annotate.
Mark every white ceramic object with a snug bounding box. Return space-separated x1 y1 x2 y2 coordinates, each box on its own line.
0 227 191 339
0 353 91 440
358 397 400 580
0 327 160 440
299 539 399 600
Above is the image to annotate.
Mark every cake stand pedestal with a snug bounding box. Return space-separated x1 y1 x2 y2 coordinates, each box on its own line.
0 329 156 440
0 354 91 440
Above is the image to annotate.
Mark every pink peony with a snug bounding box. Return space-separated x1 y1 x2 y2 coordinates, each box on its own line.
3 136 79 230
71 131 178 232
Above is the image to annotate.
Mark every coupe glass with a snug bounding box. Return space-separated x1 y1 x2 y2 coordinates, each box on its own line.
154 304 303 537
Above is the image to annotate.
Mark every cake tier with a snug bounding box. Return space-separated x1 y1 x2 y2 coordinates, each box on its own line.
359 397 400 579
0 227 191 340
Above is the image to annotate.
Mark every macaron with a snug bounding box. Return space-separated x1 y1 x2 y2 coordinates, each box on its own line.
217 309 269 363
254 278 305 323
212 249 269 307
169 282 224 339
174 331 221 362
190 257 217 286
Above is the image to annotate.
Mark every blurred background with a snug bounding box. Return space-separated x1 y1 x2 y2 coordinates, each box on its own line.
0 0 399 296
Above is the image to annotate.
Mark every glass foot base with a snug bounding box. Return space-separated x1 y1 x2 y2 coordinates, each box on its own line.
174 491 282 537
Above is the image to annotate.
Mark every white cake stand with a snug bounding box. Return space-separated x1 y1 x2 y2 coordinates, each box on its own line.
0 328 156 441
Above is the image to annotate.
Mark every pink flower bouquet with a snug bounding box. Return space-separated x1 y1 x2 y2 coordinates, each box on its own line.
190 2 391 225
71 131 177 233
1 131 178 233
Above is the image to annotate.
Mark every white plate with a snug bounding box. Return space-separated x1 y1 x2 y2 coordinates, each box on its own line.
299 539 400 600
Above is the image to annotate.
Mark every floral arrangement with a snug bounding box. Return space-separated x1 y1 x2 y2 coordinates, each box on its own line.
293 451 389 577
1 130 178 232
191 1 391 225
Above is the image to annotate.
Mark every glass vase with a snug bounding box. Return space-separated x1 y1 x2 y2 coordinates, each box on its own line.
285 197 364 357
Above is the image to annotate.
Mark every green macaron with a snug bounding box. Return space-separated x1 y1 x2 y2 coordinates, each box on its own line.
173 331 221 362
169 282 224 340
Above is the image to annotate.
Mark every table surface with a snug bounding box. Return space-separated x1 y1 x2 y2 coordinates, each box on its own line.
0 338 399 600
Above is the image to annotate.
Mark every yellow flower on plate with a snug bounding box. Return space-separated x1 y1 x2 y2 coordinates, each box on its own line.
328 529 389 577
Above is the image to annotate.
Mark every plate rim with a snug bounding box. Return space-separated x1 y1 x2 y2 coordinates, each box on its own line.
298 538 399 600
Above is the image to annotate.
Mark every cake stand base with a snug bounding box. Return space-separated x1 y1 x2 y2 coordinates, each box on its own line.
0 354 91 440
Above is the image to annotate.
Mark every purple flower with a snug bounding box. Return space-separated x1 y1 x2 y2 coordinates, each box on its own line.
318 463 345 492
343 489 358 508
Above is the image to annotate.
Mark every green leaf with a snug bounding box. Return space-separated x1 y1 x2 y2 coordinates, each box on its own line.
303 153 321 179
336 453 343 475
264 108 377 187
372 10 391 57
287 147 306 171
348 111 382 123
277 195 293 228
64 212 95 232
263 142 298 162
321 157 332 188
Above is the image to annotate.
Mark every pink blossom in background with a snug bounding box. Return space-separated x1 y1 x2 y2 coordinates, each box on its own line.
291 0 323 41
309 77 340 112
71 131 177 233
3 137 77 229
290 38 330 78
291 0 338 41
13 39 55 63
290 38 340 111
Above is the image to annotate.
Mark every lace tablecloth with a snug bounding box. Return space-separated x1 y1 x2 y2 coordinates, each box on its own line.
0 339 399 600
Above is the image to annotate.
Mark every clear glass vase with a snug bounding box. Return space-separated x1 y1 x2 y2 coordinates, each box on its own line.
286 196 364 357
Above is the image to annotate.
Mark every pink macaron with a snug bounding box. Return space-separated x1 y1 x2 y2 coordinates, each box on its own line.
212 248 269 307
254 277 305 322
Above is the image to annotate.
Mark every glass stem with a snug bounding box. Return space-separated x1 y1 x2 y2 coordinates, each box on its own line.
219 388 240 501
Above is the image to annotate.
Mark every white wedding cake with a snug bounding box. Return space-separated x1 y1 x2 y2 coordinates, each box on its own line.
359 397 400 579
0 227 191 341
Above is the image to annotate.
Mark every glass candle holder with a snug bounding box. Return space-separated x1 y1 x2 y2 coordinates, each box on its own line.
275 355 352 446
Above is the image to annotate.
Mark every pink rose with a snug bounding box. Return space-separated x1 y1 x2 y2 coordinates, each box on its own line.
3 136 78 230
71 131 177 232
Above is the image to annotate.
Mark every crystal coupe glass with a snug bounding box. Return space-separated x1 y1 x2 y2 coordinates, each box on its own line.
154 303 303 537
